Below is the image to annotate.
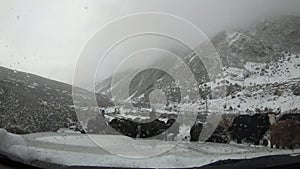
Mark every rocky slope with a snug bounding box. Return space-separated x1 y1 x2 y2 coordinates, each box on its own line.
213 15 300 68
0 66 113 134
205 52 300 113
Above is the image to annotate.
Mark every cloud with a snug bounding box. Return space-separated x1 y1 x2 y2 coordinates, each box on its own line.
0 0 299 85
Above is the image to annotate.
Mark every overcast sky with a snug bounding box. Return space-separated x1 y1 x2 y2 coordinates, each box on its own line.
0 0 300 85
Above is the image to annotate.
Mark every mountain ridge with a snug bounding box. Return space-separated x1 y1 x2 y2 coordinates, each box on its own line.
0 65 113 134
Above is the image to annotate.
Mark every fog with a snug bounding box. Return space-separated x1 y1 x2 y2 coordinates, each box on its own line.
0 0 300 86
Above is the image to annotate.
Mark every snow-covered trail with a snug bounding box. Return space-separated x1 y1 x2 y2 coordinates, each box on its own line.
1 129 300 168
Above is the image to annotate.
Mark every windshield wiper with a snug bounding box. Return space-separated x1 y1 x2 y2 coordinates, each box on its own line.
199 154 300 169
0 154 41 169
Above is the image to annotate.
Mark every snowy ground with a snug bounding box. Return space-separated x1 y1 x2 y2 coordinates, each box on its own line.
205 53 300 112
1 128 300 168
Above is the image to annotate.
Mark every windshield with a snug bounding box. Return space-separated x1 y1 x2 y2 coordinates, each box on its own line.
1 0 300 168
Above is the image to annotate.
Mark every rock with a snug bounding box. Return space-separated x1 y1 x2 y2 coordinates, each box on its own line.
292 85 300 96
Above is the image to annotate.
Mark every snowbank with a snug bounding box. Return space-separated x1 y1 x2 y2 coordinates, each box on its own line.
1 130 300 168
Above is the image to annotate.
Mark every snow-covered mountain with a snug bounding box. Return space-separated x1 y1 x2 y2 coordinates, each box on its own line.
214 15 300 68
95 16 300 113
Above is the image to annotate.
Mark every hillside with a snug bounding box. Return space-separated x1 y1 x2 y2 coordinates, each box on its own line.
0 66 113 134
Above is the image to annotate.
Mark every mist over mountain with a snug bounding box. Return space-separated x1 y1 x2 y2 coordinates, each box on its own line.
214 15 300 68
96 15 300 110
